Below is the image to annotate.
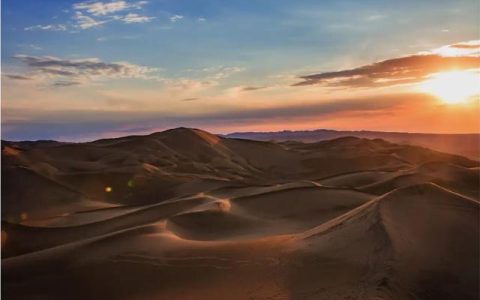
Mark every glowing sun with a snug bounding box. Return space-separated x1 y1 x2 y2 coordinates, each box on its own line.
419 70 479 104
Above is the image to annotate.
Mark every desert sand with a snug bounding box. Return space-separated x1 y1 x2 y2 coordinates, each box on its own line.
2 128 479 299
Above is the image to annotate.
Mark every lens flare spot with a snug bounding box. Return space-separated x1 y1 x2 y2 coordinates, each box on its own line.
20 212 28 221
127 180 134 188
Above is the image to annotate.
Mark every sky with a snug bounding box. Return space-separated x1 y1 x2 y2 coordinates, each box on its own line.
2 0 480 141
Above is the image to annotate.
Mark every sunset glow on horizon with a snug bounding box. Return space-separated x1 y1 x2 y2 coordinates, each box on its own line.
2 0 479 141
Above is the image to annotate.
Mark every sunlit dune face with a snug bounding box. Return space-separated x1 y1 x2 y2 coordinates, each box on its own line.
419 70 479 104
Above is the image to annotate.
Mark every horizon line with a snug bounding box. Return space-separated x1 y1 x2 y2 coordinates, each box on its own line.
3 126 480 143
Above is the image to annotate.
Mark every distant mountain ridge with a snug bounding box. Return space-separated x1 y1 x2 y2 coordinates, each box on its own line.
225 129 480 159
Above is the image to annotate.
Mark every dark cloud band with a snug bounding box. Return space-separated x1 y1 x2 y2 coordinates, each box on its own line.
294 54 480 88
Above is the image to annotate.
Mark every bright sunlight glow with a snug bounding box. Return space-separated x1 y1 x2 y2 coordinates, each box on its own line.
419 70 480 104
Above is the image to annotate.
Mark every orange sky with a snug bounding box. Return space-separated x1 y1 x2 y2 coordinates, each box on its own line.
2 0 480 141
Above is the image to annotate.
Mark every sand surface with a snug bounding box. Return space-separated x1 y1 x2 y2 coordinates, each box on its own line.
2 128 479 299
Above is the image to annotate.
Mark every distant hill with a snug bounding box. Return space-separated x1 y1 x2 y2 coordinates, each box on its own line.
225 129 480 160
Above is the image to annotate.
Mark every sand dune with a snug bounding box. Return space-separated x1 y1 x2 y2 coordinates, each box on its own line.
292 183 479 299
2 128 479 299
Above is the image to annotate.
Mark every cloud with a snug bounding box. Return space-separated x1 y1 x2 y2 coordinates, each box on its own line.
24 24 67 31
450 42 480 49
26 2 153 31
13 54 158 85
72 1 150 29
159 66 245 92
170 15 184 22
74 11 108 29
37 68 78 76
53 80 81 87
182 97 199 101
294 52 480 88
162 78 217 90
242 86 266 91
431 40 480 57
74 1 129 15
73 1 147 16
3 74 33 80
197 17 206 22
203 66 245 80
120 13 155 23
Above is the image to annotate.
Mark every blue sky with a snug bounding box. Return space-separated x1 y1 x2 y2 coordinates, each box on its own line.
2 0 479 140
